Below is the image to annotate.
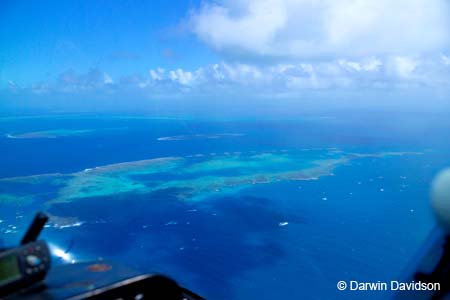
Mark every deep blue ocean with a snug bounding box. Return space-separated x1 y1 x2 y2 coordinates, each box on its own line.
1 112 450 300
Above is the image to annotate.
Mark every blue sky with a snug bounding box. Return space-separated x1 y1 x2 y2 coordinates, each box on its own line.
0 0 217 84
1 0 450 112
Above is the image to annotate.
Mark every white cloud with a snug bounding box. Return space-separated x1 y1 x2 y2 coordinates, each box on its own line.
169 69 196 86
363 59 383 72
220 63 264 84
338 58 382 72
142 56 449 93
8 56 450 96
149 68 165 81
190 0 450 59
191 0 286 55
7 80 16 89
138 82 148 89
443 55 450 66
339 60 362 72
103 73 113 85
390 56 419 78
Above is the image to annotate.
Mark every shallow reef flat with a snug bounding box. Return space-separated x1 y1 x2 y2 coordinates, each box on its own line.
0 149 421 208
5 127 128 139
77 157 183 175
157 133 245 141
6 129 95 139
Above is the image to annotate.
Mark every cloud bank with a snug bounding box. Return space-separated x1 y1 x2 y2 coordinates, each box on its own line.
7 55 450 97
190 0 450 59
3 1 450 98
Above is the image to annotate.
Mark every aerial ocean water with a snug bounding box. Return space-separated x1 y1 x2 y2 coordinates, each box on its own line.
2 0 450 298
1 112 450 300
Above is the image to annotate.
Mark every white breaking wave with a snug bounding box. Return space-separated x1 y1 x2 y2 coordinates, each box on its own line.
157 133 245 141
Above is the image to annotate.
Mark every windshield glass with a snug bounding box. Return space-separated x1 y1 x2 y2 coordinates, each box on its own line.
1 1 449 299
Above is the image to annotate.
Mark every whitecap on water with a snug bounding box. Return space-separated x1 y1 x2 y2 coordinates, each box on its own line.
165 221 178 226
55 221 84 229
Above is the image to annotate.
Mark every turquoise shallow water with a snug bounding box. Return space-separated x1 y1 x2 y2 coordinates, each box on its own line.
0 114 449 299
